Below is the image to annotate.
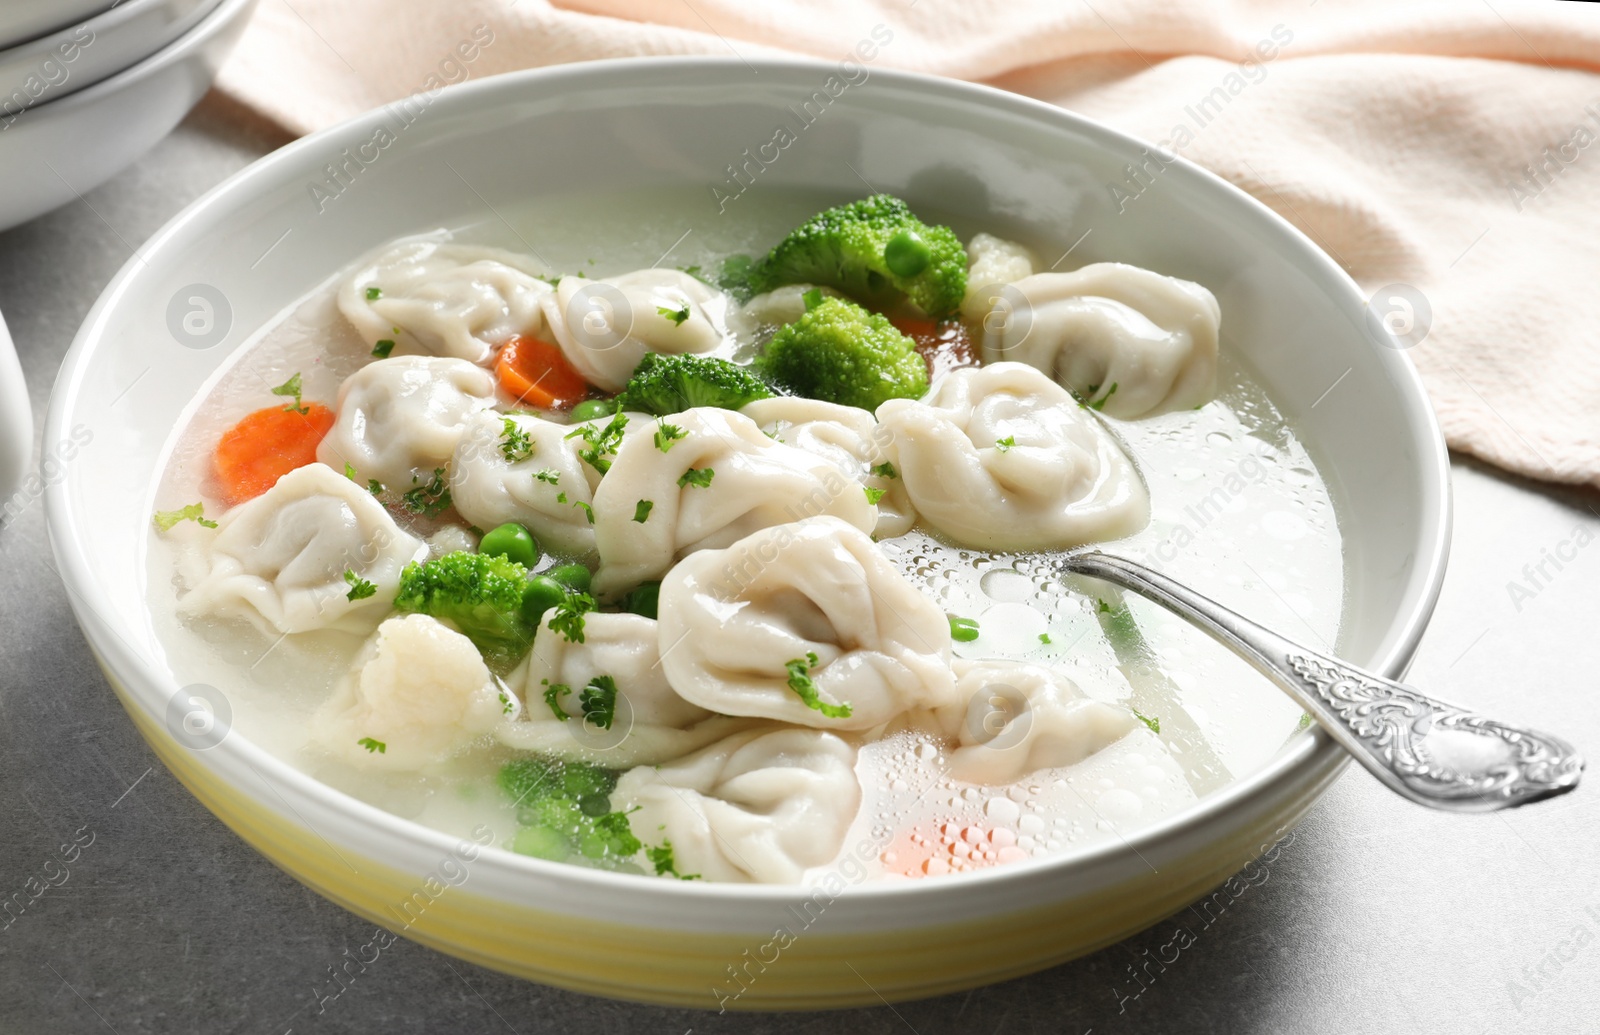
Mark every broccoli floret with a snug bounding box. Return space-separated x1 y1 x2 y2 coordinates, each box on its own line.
714 254 760 305
758 296 929 411
394 551 533 668
499 758 640 863
751 194 967 317
614 353 775 416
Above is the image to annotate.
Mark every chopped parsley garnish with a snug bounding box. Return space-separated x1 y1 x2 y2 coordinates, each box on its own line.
1087 382 1118 412
646 840 701 880
344 462 357 481
784 652 852 719
500 417 535 463
657 301 692 326
654 421 686 452
534 469 561 485
344 569 377 601
801 287 823 311
357 737 386 754
1039 632 1052 644
548 592 597 643
864 487 888 506
579 675 619 730
566 412 629 474
271 373 308 414
367 479 385 496
1133 709 1161 734
633 499 654 523
499 690 514 715
371 339 396 359
677 467 715 489
995 435 1017 452
572 499 595 524
152 503 218 532
365 286 382 301
542 680 572 721
871 461 898 479
401 467 452 517
948 615 980 642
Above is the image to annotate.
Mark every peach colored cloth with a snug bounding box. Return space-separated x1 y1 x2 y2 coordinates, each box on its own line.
216 0 1600 488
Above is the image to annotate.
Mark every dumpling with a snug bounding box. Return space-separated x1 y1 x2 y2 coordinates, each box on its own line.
449 409 650 557
179 463 427 635
338 239 553 365
313 614 506 770
656 516 956 730
959 233 1037 324
935 659 1139 784
740 396 915 538
590 407 876 598
497 611 752 766
979 264 1220 419
875 362 1149 551
317 356 497 492
541 269 733 392
611 728 861 883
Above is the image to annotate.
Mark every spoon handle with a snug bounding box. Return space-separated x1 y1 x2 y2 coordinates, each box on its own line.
1058 551 1583 812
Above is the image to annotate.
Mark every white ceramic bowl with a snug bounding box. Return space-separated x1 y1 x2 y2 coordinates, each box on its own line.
0 0 115 52
0 0 255 232
44 59 1450 1008
0 308 28 505
0 0 222 117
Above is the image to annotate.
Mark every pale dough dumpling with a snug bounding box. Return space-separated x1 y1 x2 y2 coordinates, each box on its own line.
590 407 875 598
541 269 734 392
656 516 956 730
935 659 1139 784
498 611 751 766
612 728 861 883
740 396 914 538
180 463 426 635
980 264 1220 419
450 410 649 557
318 356 497 492
339 239 553 365
876 363 1149 551
959 233 1037 324
314 614 506 770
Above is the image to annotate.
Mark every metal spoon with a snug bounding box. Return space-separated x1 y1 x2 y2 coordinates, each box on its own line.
1058 550 1583 812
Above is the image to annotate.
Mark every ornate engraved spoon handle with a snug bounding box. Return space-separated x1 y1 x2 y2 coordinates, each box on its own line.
1058 551 1583 812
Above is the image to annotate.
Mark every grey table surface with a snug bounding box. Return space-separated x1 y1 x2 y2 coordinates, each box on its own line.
1 96 1595 1035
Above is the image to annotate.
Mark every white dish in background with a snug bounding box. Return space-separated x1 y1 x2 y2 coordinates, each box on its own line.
0 0 115 52
0 0 222 118
0 0 255 233
0 308 30 507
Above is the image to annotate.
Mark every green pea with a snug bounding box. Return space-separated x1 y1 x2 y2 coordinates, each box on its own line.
480 522 539 568
623 581 661 620
522 575 568 624
948 614 980 642
577 793 612 818
570 399 616 423
884 230 931 277
547 563 593 593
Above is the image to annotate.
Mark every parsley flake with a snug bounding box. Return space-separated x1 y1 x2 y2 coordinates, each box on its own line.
500 417 535 463
864 487 887 506
995 435 1017 452
1087 382 1119 412
401 467 452 517
271 373 308 414
784 652 852 719
344 569 377 601
548 592 597 643
542 680 572 721
365 286 382 301
677 467 714 489
646 840 701 880
654 421 686 453
367 479 385 496
371 339 396 359
579 675 619 730
871 461 898 479
534 469 560 485
1039 632 1053 645
1133 709 1160 734
344 462 358 481
657 301 692 326
357 737 386 754
152 503 217 532
633 499 654 523
566 412 629 475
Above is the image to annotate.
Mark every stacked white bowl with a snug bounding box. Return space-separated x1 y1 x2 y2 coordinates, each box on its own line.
0 0 259 231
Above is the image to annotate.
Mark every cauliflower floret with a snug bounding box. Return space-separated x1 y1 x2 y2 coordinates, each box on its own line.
314 614 505 769
960 233 1037 324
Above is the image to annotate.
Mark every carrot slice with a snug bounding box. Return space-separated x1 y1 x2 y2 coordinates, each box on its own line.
213 403 335 505
495 335 590 409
